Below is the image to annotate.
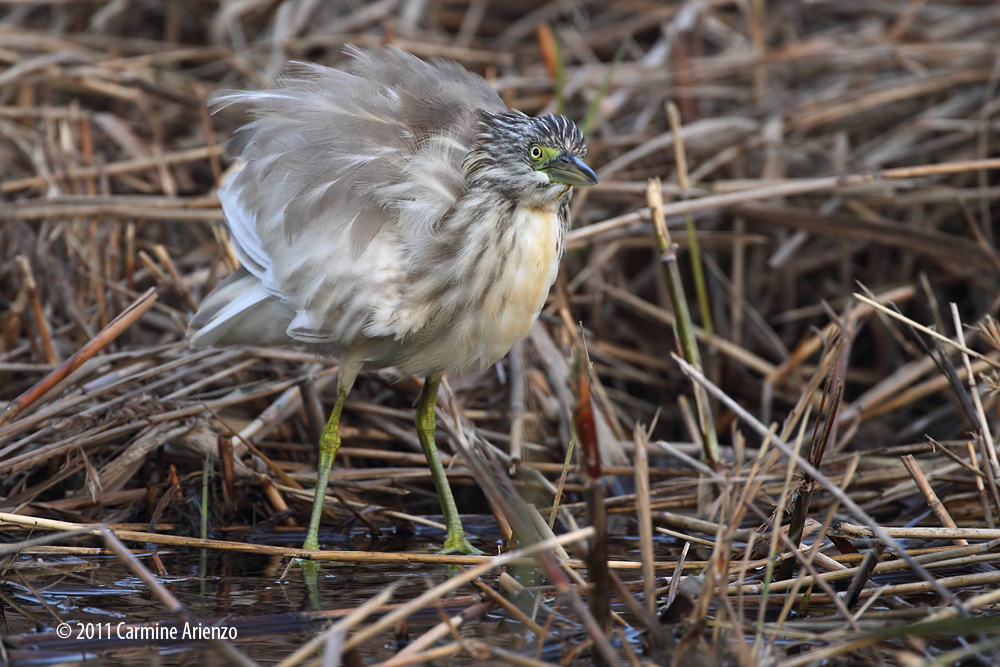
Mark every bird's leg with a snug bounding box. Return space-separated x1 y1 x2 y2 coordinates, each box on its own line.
303 372 354 551
416 374 483 556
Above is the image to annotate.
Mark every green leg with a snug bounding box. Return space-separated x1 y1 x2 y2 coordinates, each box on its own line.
416 375 483 556
303 377 353 551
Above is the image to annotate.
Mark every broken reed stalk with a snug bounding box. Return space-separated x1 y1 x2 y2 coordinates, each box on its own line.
777 378 843 581
571 347 611 637
0 287 157 429
843 543 885 610
901 454 968 546
16 254 58 365
547 433 575 529
647 177 721 467
633 426 656 614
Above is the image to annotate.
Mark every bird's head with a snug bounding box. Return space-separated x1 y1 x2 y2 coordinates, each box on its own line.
464 111 597 205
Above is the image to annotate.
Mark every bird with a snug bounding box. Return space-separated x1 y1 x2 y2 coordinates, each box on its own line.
188 46 597 555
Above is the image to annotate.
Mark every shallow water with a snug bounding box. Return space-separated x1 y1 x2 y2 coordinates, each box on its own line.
3 516 667 665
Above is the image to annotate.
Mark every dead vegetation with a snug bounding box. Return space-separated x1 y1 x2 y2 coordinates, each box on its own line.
3 1 1000 665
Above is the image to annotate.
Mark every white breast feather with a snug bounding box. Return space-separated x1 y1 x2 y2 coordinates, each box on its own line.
362 199 564 374
465 205 561 370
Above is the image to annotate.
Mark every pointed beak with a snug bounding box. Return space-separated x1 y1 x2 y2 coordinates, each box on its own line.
543 152 598 187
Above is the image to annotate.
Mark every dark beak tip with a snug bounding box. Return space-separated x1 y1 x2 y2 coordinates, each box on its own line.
577 167 598 187
555 152 598 187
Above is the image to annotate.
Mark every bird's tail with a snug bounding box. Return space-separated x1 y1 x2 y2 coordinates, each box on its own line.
188 267 293 348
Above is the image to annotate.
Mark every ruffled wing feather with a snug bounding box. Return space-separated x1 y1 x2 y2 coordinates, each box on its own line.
200 47 506 347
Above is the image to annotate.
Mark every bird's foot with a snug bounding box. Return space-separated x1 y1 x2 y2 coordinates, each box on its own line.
438 531 485 556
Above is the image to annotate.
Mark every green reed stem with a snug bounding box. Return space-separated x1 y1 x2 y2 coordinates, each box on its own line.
648 177 721 467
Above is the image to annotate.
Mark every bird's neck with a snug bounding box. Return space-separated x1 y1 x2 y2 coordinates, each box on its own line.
410 187 571 316
391 187 571 372
452 188 570 315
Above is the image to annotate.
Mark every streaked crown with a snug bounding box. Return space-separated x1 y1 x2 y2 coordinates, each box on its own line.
463 111 594 199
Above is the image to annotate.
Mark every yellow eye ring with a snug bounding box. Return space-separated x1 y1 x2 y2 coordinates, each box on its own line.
529 145 543 160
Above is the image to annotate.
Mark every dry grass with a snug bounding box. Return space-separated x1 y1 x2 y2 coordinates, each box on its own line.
3 1 1000 665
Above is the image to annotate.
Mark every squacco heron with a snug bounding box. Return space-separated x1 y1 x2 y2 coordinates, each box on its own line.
189 46 596 554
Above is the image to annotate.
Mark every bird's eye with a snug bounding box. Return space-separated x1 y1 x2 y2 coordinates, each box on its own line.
529 145 543 160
